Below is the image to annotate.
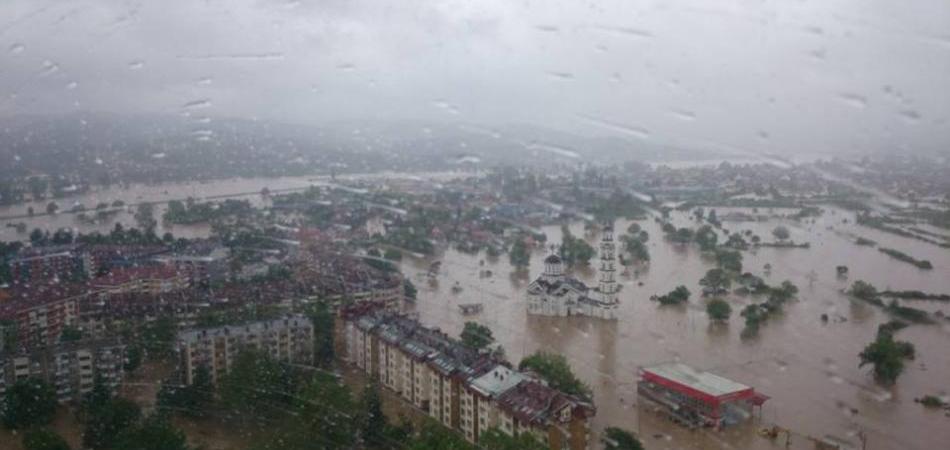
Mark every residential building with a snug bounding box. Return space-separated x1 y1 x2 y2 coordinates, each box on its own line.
0 339 126 404
0 282 85 348
8 245 87 283
177 315 314 385
341 308 595 450
92 264 188 294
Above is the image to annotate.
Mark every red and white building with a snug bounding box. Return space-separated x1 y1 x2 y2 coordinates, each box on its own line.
638 362 769 429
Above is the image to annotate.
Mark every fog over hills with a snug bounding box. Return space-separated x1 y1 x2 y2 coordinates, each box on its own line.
1 113 723 183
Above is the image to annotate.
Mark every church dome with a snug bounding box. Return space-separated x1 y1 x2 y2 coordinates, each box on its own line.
544 254 562 264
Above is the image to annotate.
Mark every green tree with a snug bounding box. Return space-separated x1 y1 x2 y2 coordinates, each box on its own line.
859 333 915 385
2 378 58 430
518 352 591 399
407 420 472 450
359 381 387 448
699 268 731 290
715 248 743 273
307 301 335 367
772 226 790 241
404 279 418 301
656 285 691 305
157 365 214 418
849 280 879 301
59 326 83 342
113 415 191 450
480 428 547 450
46 202 59 215
22 428 71 450
694 225 718 251
706 299 733 322
83 397 141 450
602 427 644 450
559 226 595 266
140 316 177 361
460 322 494 351
82 374 113 418
219 349 296 418
291 372 357 449
509 238 530 269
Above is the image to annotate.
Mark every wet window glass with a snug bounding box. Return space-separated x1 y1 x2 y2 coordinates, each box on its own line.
1 1 948 450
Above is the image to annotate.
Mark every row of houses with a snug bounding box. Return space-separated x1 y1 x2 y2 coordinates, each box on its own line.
342 309 595 450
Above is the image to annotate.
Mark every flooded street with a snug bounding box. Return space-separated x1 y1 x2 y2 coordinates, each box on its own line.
405 210 950 450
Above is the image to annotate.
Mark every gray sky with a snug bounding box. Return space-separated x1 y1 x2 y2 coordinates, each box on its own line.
1 0 948 157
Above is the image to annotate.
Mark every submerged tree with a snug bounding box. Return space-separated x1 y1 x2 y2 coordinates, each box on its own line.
509 238 530 269
460 322 495 351
859 330 915 385
706 299 733 322
602 427 645 450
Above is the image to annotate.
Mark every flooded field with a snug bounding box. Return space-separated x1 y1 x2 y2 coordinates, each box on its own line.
403 209 950 450
0 171 463 242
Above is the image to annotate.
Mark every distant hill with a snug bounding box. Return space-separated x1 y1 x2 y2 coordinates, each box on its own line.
0 113 718 185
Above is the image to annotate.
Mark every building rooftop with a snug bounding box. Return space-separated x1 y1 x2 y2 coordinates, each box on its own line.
498 380 563 424
642 362 750 397
178 315 312 342
469 364 526 398
92 264 181 287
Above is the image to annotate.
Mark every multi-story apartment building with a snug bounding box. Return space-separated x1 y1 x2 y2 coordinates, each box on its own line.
0 339 126 404
8 245 88 284
341 308 595 450
462 365 526 442
0 282 85 348
92 264 188 295
177 315 314 385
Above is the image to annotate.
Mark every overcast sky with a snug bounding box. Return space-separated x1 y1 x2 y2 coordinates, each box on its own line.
1 0 948 158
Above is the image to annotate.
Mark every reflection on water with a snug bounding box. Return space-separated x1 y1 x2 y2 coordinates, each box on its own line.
408 212 950 450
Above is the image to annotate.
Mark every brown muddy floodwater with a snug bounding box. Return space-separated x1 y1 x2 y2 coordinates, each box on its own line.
404 209 950 450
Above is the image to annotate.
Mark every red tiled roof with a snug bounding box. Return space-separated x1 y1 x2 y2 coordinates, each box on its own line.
0 281 89 319
93 264 181 287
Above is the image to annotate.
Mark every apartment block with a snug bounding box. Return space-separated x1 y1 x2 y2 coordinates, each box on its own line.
177 315 314 385
341 308 595 450
0 282 85 348
0 339 126 404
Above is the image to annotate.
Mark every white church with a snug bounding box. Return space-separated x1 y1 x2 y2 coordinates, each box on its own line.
526 224 620 320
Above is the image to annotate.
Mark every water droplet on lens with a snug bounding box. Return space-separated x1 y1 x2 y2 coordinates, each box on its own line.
9 43 25 54
129 60 145 69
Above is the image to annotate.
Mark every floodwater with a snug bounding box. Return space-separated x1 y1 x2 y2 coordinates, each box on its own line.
404 208 950 450
0 171 463 242
5 174 948 449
